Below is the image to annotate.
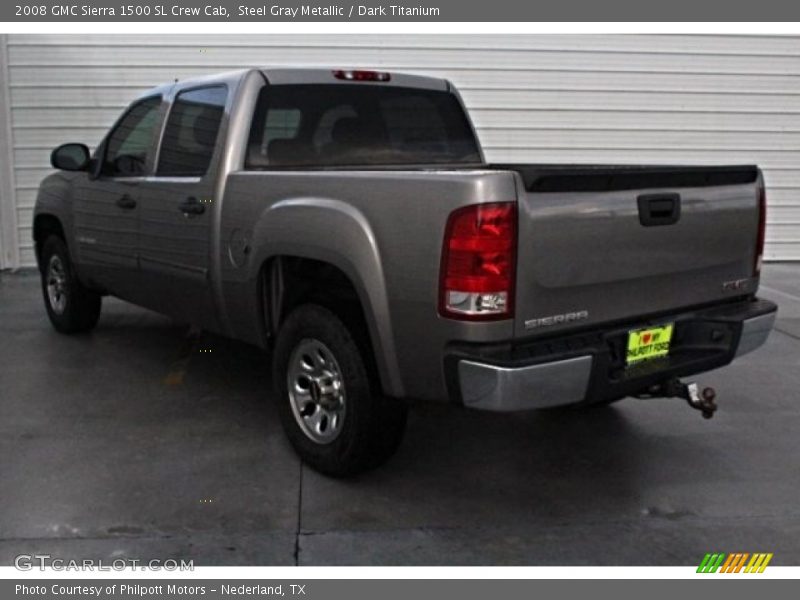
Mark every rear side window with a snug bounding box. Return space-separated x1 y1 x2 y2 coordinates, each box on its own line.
103 96 161 177
246 84 481 168
158 86 227 176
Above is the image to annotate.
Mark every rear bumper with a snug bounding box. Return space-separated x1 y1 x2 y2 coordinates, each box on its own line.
448 298 777 412
734 310 777 358
458 355 593 411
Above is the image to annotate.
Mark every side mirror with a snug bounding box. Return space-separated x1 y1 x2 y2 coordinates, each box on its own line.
51 143 90 171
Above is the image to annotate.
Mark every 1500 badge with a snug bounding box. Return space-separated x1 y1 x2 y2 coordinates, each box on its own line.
525 310 589 330
722 278 751 292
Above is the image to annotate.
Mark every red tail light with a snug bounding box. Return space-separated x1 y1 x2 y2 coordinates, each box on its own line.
332 70 391 82
755 184 767 275
439 202 517 320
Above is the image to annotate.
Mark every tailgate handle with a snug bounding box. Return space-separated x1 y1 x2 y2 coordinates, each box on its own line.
637 193 681 227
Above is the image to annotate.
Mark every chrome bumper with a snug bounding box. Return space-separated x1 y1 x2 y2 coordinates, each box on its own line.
457 303 776 412
458 355 593 411
734 311 776 357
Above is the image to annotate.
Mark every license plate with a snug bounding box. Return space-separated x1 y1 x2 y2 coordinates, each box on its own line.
626 323 674 365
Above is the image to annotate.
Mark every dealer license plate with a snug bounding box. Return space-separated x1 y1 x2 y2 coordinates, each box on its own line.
626 323 674 365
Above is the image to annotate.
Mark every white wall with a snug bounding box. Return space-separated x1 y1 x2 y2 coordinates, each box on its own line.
0 35 20 269
3 34 800 268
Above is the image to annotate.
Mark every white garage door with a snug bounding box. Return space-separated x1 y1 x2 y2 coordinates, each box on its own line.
3 34 799 268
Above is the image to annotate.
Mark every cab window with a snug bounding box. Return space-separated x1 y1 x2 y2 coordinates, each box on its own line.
246 85 481 168
157 86 228 177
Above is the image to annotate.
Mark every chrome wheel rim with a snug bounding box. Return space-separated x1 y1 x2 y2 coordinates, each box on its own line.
46 255 68 315
287 338 346 444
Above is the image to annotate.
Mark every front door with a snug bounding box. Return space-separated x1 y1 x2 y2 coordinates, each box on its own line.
72 96 162 302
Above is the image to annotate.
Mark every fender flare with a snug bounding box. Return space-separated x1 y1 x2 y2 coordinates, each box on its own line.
250 197 404 398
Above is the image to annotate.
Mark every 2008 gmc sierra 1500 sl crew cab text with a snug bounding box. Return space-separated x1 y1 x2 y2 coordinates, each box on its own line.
34 68 778 476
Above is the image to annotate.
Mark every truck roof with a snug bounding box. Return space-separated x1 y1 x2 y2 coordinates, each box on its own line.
137 68 450 101
261 68 449 90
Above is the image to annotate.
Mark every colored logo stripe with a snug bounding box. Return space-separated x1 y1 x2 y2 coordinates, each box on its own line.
697 553 726 573
697 553 773 573
745 553 773 573
720 553 749 573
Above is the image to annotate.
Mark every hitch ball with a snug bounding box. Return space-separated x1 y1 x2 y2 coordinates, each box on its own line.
699 387 717 419
675 381 718 419
690 385 717 419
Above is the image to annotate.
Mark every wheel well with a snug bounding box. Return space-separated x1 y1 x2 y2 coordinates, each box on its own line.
33 214 65 266
262 256 365 333
261 256 381 382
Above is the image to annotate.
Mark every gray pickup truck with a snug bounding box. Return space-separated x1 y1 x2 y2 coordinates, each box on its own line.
35 68 777 476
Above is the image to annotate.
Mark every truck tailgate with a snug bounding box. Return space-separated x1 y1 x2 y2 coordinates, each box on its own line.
495 165 763 339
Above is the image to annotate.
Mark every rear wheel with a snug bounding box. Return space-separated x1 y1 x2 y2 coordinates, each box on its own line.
39 235 101 333
273 303 407 477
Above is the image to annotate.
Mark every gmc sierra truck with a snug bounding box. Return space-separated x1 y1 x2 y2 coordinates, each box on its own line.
34 68 777 476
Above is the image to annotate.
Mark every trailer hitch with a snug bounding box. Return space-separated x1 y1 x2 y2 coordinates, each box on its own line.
638 378 718 419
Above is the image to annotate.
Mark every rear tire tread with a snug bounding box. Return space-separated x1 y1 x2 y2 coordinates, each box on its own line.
273 303 407 477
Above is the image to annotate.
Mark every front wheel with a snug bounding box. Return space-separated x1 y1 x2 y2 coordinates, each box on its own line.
273 304 407 477
39 235 101 334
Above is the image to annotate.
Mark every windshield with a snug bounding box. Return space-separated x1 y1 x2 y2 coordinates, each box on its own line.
246 84 482 168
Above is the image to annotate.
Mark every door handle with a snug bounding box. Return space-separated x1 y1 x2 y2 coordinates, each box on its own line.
116 194 137 210
179 196 205 216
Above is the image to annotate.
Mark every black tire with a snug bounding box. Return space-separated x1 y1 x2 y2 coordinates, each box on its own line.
39 235 102 334
273 303 407 477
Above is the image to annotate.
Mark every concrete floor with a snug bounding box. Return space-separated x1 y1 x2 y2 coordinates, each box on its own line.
1 264 799 566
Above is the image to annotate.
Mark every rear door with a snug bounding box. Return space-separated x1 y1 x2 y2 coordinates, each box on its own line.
136 85 228 328
506 166 763 339
73 95 162 300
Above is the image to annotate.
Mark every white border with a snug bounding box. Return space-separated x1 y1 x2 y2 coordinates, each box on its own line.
1 566 799 579
1 22 800 34
0 18 797 578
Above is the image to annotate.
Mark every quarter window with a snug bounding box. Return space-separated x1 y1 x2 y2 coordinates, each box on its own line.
158 86 228 177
